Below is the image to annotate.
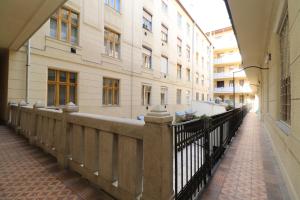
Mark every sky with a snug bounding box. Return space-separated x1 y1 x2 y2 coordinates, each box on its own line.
181 0 231 32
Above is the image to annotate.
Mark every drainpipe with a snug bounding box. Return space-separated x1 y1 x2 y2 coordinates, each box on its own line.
26 39 31 103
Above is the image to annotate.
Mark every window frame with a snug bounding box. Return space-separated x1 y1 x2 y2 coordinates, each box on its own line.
143 9 152 32
142 84 152 106
142 46 152 69
176 89 182 104
161 24 168 43
102 77 120 106
104 27 121 59
104 0 121 12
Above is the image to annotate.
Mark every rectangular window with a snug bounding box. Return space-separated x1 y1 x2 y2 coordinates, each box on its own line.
196 73 199 84
176 89 182 104
239 80 244 87
217 81 224 88
196 92 199 101
177 64 182 79
103 78 119 105
105 0 120 12
142 46 152 69
279 13 291 124
161 0 168 13
142 85 151 105
104 28 120 59
202 93 205 101
239 95 244 104
160 87 168 105
177 38 182 56
143 9 152 31
229 80 234 87
186 90 191 104
161 56 168 74
161 24 168 43
177 12 182 28
50 8 79 45
47 69 77 106
216 67 225 73
186 68 191 81
186 45 191 61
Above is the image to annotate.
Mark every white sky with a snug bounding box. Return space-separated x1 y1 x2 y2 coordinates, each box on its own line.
181 0 231 32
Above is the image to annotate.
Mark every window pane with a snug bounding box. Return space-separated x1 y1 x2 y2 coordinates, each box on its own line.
69 72 77 83
50 18 57 38
71 12 78 25
60 71 67 82
109 0 114 7
48 69 56 81
59 85 67 105
70 86 76 104
47 84 56 106
61 22 68 41
62 9 69 20
116 0 120 11
71 26 78 44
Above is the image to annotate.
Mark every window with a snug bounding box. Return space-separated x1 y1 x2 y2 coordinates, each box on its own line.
177 64 182 79
279 13 291 124
196 92 199 101
217 81 224 88
239 95 244 104
47 69 77 106
161 56 168 75
176 89 182 104
239 80 244 86
142 85 151 105
177 38 182 56
161 0 168 13
161 24 168 43
104 0 120 12
196 73 199 84
229 80 234 87
186 90 191 104
104 28 120 59
186 68 191 81
142 46 152 69
177 12 182 28
160 87 168 105
216 67 224 73
201 75 205 86
103 78 119 105
143 9 152 31
50 8 79 45
202 93 205 101
186 23 190 37
186 45 191 61
196 52 199 64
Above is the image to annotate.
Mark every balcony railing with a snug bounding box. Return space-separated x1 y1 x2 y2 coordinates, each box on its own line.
7 101 174 200
214 85 252 93
214 71 246 79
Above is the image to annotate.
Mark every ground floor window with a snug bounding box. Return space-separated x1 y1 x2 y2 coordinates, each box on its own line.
176 89 181 104
103 78 119 105
142 85 151 105
160 87 168 105
47 69 77 106
196 92 199 101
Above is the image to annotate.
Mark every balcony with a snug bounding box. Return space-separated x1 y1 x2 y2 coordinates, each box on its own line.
214 71 246 79
214 54 241 65
214 85 252 93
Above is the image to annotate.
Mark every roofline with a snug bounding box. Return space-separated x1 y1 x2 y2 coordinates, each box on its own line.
176 0 212 46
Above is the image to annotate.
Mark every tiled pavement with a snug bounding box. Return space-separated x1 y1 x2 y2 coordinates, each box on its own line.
0 126 114 200
201 113 290 200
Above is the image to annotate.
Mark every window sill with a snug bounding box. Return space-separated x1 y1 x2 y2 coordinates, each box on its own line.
102 105 120 107
276 120 291 135
101 54 122 62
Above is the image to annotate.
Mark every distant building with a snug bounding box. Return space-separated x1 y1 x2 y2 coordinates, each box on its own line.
208 27 255 107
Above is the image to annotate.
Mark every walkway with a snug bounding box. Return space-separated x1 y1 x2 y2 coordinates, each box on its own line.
201 113 290 200
0 126 114 200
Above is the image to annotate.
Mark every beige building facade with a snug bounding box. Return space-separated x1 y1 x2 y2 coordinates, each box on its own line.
1 0 213 120
226 0 300 199
208 27 255 107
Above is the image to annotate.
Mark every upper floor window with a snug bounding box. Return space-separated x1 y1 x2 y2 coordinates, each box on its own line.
161 24 168 43
201 75 205 86
177 64 182 79
176 89 182 104
186 90 191 104
47 69 77 106
50 8 79 45
186 45 191 61
177 38 182 56
142 85 151 105
196 92 199 101
216 67 225 73
279 13 291 124
202 93 205 101
239 80 244 86
142 46 152 69
196 72 199 84
161 0 168 13
177 12 182 28
104 28 120 59
186 23 190 37
239 95 244 104
143 9 152 32
103 78 119 105
161 56 168 75
229 80 234 87
161 87 168 105
186 68 191 81
104 0 120 12
216 80 224 88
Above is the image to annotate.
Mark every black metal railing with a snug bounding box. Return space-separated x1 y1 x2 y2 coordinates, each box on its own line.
173 106 248 200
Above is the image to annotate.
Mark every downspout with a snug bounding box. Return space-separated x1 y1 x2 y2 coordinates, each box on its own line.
26 39 31 103
130 3 134 118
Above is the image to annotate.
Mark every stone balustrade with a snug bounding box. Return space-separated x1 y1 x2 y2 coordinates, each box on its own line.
6 102 174 200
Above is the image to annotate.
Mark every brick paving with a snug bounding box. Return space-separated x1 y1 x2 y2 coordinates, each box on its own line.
0 126 114 200
201 113 290 200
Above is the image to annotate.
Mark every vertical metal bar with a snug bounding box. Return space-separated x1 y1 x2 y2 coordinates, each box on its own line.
174 126 178 199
